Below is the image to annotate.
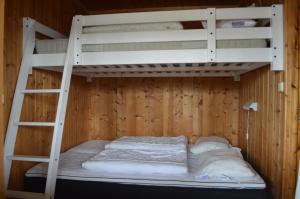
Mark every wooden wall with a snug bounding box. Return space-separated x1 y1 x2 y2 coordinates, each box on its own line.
0 0 4 197
239 67 285 198
81 77 239 145
4 0 87 190
281 0 299 198
239 1 299 199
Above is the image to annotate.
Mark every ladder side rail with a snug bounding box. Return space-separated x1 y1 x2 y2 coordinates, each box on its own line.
44 16 82 198
4 19 36 190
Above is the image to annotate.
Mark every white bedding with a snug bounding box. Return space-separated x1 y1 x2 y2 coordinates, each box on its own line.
83 136 188 175
105 136 187 151
26 140 266 189
193 148 256 178
82 148 188 175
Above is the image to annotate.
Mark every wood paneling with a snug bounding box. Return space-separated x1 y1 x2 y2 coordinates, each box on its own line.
281 0 299 198
83 77 240 145
239 1 299 199
4 0 87 190
239 66 284 198
0 0 4 197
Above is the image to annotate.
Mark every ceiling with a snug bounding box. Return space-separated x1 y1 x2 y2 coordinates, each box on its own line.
75 0 252 14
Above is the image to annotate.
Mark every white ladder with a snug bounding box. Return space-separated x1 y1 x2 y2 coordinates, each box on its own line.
4 17 79 199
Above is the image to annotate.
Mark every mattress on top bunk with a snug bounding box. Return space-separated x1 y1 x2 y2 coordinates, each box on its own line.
35 39 268 54
26 140 266 189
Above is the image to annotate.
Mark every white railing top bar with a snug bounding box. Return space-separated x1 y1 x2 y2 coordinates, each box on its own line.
81 6 273 27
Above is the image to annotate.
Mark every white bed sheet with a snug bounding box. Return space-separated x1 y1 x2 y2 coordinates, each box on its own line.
26 140 266 189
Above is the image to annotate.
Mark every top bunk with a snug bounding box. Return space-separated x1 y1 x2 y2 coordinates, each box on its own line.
27 5 284 80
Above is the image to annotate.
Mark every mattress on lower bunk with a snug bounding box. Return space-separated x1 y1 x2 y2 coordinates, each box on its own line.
35 39 268 54
26 140 266 189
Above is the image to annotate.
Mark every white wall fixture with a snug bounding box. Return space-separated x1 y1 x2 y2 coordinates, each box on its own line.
278 82 284 93
243 101 258 161
243 101 258 112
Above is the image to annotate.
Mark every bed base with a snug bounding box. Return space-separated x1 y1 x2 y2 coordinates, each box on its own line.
24 177 270 199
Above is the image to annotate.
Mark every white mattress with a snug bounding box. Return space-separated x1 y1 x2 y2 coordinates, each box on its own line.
35 39 268 54
26 140 266 189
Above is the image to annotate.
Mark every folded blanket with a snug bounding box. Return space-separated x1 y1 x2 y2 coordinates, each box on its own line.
82 148 188 175
104 136 187 152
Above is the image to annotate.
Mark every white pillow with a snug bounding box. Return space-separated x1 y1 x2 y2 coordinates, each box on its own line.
190 136 230 154
195 148 255 178
201 19 257 29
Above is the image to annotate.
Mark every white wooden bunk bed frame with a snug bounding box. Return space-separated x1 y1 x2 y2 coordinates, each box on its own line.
4 5 284 199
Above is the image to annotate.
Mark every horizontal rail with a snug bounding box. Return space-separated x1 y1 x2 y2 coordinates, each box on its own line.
216 7 272 20
82 49 208 65
81 27 271 45
217 48 272 62
15 122 56 127
32 48 272 67
216 27 272 40
81 48 271 65
7 155 50 162
82 9 208 26
21 89 61 94
82 30 207 45
82 6 273 27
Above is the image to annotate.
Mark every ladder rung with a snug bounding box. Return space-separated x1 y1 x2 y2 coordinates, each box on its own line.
6 190 46 199
15 122 56 127
7 155 50 162
21 89 61 94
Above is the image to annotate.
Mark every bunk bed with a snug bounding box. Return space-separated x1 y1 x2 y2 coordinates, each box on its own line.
31 4 283 80
4 4 283 199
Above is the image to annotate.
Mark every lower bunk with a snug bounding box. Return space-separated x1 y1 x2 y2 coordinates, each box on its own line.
24 138 270 199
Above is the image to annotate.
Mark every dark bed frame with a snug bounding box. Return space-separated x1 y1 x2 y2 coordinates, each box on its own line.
24 177 271 199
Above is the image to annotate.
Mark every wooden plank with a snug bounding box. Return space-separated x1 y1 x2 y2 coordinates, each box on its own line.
81 77 239 143
281 0 299 198
0 0 4 197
